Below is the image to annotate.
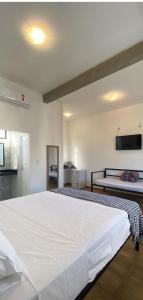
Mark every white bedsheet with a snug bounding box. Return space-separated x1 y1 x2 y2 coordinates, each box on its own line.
0 191 130 300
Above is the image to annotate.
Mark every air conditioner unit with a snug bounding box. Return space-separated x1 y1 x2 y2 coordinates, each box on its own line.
0 95 30 109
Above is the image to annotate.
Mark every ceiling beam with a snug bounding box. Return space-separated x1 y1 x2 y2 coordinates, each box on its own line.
43 41 143 103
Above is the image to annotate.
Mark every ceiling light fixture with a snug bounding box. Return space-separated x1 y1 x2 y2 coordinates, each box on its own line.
22 20 55 49
64 112 72 118
103 91 124 102
30 27 46 45
108 94 117 101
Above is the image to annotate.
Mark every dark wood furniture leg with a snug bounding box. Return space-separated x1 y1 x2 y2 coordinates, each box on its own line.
135 241 139 251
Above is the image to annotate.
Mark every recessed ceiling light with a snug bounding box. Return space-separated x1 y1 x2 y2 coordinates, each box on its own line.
22 21 55 49
103 91 124 102
30 27 46 45
108 93 117 101
64 112 72 118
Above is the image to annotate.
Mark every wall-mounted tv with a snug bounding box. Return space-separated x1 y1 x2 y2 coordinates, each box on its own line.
116 134 142 150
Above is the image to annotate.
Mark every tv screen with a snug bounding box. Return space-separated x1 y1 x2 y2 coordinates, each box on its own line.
116 134 142 150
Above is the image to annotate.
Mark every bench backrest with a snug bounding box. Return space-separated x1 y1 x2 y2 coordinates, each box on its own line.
105 168 143 180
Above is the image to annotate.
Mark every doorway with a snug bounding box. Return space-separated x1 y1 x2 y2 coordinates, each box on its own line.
46 145 59 190
10 131 30 199
0 129 30 200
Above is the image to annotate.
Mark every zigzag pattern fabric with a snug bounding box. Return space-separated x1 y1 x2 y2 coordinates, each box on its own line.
53 187 143 246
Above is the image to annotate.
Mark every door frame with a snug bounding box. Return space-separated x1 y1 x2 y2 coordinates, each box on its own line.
19 134 30 196
46 145 59 190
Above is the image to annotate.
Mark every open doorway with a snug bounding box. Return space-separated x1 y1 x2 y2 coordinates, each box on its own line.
46 145 59 190
0 129 30 200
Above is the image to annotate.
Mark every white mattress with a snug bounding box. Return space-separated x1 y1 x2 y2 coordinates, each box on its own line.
95 177 143 192
0 191 130 300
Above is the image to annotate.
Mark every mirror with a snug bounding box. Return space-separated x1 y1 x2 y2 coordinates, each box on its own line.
47 145 59 190
0 143 4 166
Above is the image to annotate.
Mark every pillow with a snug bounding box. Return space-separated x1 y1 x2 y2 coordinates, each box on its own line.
120 171 131 181
128 171 139 183
0 231 22 279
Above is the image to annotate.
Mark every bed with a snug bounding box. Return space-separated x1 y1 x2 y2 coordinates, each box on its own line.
0 190 133 300
49 165 58 180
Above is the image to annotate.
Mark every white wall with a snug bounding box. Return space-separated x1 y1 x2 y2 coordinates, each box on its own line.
65 103 143 186
63 120 70 163
0 77 63 194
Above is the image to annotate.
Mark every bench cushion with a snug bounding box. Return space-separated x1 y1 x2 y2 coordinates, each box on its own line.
95 178 143 193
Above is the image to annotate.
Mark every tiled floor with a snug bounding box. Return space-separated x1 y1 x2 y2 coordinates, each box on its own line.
83 188 143 300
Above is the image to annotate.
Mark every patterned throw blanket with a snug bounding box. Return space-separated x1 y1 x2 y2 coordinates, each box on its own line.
53 187 143 246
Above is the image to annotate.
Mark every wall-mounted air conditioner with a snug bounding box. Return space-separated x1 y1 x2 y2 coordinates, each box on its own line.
0 95 30 109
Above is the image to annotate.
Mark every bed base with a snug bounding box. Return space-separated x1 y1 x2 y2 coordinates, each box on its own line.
92 183 143 195
75 236 139 300
135 241 139 251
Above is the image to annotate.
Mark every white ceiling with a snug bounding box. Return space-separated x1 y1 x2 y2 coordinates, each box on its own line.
0 2 143 93
62 60 143 120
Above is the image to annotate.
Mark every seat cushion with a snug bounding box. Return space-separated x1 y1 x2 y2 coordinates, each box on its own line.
95 178 143 193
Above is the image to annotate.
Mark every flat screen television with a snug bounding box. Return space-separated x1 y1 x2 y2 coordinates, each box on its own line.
116 134 142 150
